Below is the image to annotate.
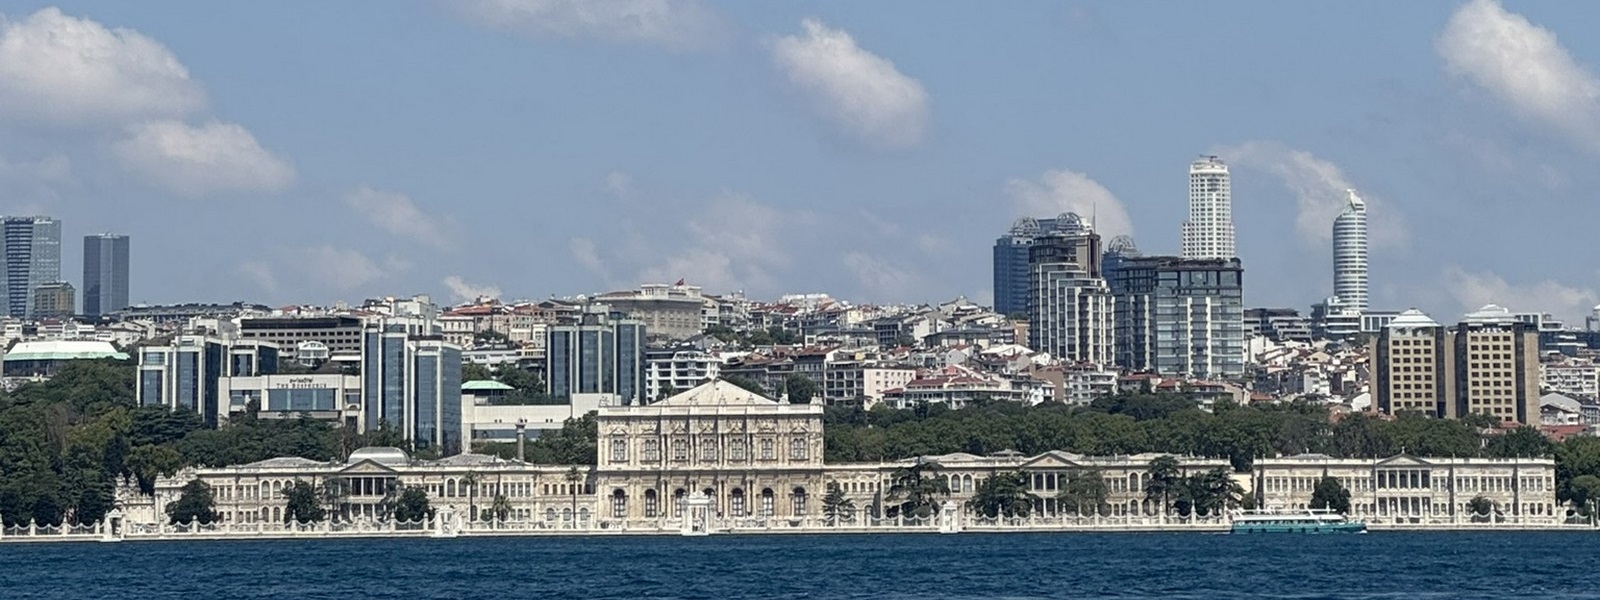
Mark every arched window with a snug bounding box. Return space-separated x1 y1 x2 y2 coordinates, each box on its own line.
611 490 627 519
446 479 457 498
562 508 573 522
760 488 775 518
1129 473 1140 493
579 507 590 522
545 508 557 521
963 474 973 492
791 486 807 517
674 488 688 517
644 489 659 518
730 488 746 517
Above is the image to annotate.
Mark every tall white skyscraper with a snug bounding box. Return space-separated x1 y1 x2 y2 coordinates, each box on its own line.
1332 189 1369 313
1180 156 1236 260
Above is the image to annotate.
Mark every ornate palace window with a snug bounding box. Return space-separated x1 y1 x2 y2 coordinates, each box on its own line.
730 489 746 517
672 438 689 462
789 436 808 460
791 487 807 517
700 436 719 462
760 488 775 517
644 489 659 518
610 437 628 463
759 438 775 461
612 490 628 518
729 439 747 461
643 439 660 463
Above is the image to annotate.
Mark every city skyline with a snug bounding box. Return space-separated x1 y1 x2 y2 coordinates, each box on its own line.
1 1 1599 322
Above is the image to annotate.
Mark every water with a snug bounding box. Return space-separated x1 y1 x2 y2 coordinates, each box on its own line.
1 532 1597 599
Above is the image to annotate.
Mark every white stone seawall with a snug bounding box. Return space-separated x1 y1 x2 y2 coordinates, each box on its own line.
1 514 1590 543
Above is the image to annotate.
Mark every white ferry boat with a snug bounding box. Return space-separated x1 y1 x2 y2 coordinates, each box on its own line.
1229 508 1367 534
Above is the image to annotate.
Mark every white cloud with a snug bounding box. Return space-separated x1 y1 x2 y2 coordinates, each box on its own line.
1005 169 1133 239
344 186 451 248
239 261 280 296
300 246 393 291
0 8 206 126
569 237 613 284
1440 266 1598 323
1437 0 1600 151
639 192 792 293
603 170 633 198
442 275 501 303
769 18 930 148
112 120 294 197
842 251 915 301
1215 141 1408 249
451 0 723 49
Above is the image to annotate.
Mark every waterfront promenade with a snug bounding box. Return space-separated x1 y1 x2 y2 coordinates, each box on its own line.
1 511 1589 543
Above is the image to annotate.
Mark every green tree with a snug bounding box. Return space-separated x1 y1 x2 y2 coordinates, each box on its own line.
821 483 855 525
1177 468 1242 517
488 494 513 522
125 444 184 495
1566 475 1600 519
785 374 819 405
392 486 433 523
1144 456 1184 515
462 471 481 521
166 480 219 525
1485 426 1554 458
656 384 679 402
282 480 326 524
565 467 583 526
319 478 348 521
1467 495 1496 523
970 471 1032 519
462 363 494 382
1057 469 1109 516
887 459 949 519
1309 476 1352 514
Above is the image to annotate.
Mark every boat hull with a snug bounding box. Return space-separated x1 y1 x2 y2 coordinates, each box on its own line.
1231 522 1367 534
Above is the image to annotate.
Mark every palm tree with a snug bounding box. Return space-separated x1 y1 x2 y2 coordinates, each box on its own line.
462 471 481 522
1057 469 1109 516
887 458 950 519
564 467 583 528
821 483 855 525
489 494 513 523
970 471 1032 519
1144 456 1183 516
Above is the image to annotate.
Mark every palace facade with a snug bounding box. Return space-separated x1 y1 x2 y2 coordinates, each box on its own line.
121 380 1561 528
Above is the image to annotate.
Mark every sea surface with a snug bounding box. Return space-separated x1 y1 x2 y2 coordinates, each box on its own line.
1 532 1596 599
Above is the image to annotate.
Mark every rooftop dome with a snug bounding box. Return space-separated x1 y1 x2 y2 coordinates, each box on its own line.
1464 304 1516 324
347 446 410 467
1386 308 1439 329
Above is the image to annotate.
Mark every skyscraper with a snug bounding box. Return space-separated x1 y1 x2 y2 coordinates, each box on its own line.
360 322 464 452
547 305 647 405
1332 190 1369 313
994 215 1095 316
1180 156 1236 260
83 233 131 317
1 216 61 319
1026 214 1113 364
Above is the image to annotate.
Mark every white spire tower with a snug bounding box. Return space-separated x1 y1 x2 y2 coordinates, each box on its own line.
1181 155 1236 259
1332 189 1369 313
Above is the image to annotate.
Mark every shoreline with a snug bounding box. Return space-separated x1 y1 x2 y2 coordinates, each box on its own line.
3 521 1591 544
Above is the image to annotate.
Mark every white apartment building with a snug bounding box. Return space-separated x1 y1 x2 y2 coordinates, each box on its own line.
645 350 722 402
1542 360 1600 400
1180 155 1236 260
823 361 917 408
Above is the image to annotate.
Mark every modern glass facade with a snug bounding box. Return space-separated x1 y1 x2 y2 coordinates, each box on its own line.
357 322 464 452
1107 255 1245 378
1026 220 1113 365
136 335 280 426
82 233 130 317
993 215 1090 317
1 216 61 318
546 305 647 405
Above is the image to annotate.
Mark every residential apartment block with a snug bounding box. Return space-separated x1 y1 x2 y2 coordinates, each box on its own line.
1372 305 1540 423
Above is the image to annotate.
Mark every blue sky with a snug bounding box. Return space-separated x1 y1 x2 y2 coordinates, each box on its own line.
1 0 1598 321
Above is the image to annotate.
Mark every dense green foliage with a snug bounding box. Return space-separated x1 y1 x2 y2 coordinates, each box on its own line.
0 360 430 526
463 364 561 405
821 483 855 524
165 480 218 525
478 413 597 465
886 460 949 518
392 487 433 522
1310 476 1353 514
784 374 818 405
969 471 1032 518
282 480 326 524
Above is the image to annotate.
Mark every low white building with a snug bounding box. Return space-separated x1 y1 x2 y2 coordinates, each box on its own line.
218 373 363 428
645 350 721 402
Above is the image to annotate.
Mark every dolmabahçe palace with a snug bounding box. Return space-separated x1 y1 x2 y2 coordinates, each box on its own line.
116 380 1560 532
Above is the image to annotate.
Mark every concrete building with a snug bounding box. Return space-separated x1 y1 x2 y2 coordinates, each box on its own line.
593 283 709 341
994 215 1099 317
1245 308 1313 342
82 233 130 318
30 281 74 319
137 336 280 426
1371 306 1541 423
1312 296 1362 340
360 323 464 453
1026 215 1113 365
1 216 61 319
2 339 127 377
1372 309 1446 415
823 361 917 408
1332 190 1369 313
645 348 721 402
240 316 365 363
1106 255 1245 378
1448 305 1540 423
1542 359 1599 401
1180 156 1235 260
546 305 646 406
218 373 363 428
